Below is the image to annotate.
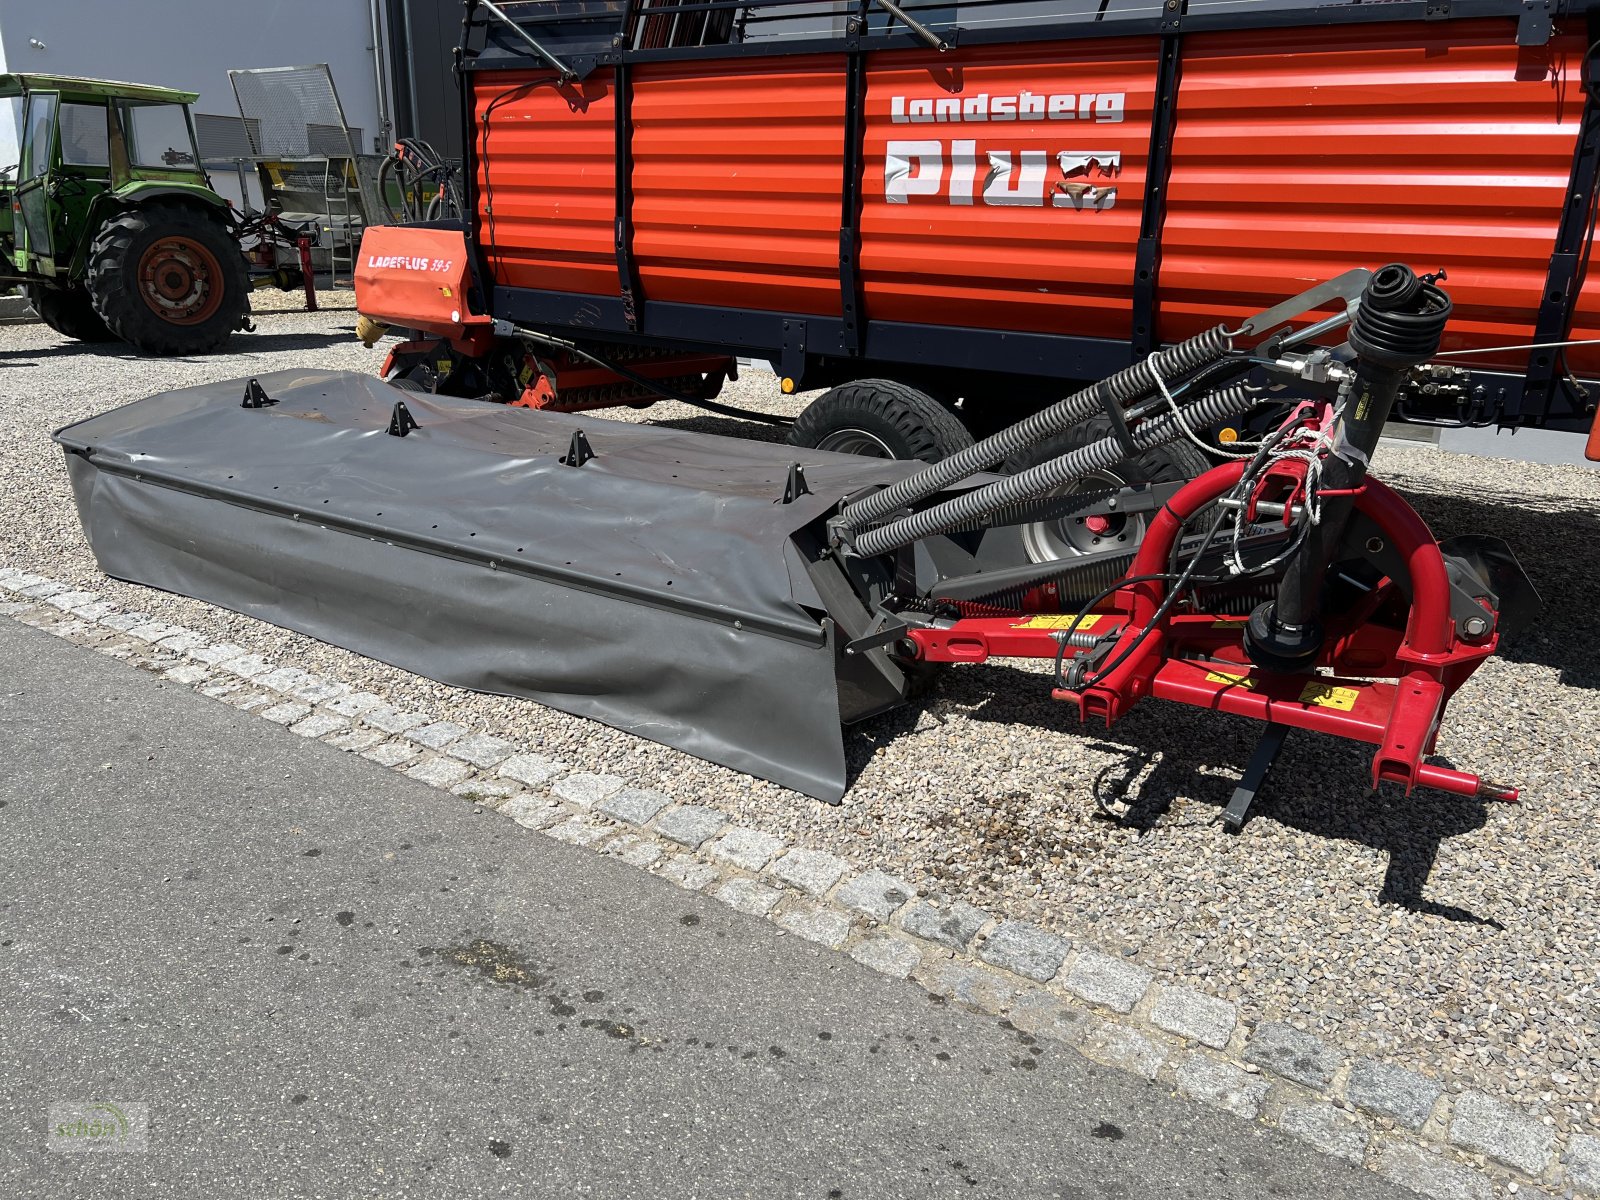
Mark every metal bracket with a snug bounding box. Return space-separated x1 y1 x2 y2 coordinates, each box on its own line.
779 462 812 504
844 614 911 657
1234 268 1371 341
241 378 276 409
1517 0 1553 46
1222 721 1290 832
387 400 420 437
561 429 595 467
1423 1 1451 19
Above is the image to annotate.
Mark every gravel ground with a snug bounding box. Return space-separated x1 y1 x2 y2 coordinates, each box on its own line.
4 298 1598 1137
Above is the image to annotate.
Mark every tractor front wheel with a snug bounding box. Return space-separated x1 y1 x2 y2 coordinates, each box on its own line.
25 283 115 343
87 204 249 356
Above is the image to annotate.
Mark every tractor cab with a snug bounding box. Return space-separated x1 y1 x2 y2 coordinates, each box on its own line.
0 73 249 354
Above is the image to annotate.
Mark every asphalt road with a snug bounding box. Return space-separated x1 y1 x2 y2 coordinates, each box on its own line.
0 618 1419 1200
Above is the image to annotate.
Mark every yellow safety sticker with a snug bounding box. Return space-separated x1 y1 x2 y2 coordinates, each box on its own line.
1010 614 1103 631
440 285 453 298
1205 670 1256 689
436 358 453 377
1300 681 1359 711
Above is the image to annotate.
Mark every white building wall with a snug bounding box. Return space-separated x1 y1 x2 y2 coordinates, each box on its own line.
0 0 387 205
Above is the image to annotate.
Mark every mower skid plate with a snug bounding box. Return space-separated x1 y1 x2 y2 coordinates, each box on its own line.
54 369 923 801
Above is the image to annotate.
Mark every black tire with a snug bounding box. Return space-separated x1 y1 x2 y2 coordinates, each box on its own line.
86 203 250 356
1004 416 1212 563
25 283 115 343
788 379 974 462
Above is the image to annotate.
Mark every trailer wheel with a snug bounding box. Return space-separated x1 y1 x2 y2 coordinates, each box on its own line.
1005 417 1211 563
87 203 250 356
26 283 116 343
788 380 974 462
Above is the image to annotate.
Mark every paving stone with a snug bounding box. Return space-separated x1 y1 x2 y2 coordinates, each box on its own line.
1005 991 1093 1046
848 934 922 980
0 567 31 586
1244 1021 1341 1090
219 652 273 679
775 902 852 949
364 706 429 735
162 663 211 686
1062 950 1153 1014
550 772 621 807
405 757 473 788
545 817 612 847
913 960 1019 1013
154 632 206 654
450 778 522 804
97 640 140 659
769 847 849 897
500 753 571 789
228 692 274 712
655 854 719 891
67 600 118 620
604 834 664 868
362 742 418 767
324 690 386 717
652 804 727 848
1448 1091 1554 1177
290 677 348 705
1346 1058 1441 1131
43 619 93 640
1278 1101 1368 1164
46 590 98 610
0 601 36 615
257 667 312 693
1175 1054 1271 1121
126 622 177 643
325 729 385 753
186 641 245 665
260 702 313 725
714 877 783 916
707 826 787 872
1079 1020 1166 1081
17 579 67 598
1566 1132 1600 1192
500 795 565 830
597 787 671 827
290 712 349 739
447 733 516 769
1151 985 1238 1050
198 679 243 699
834 869 915 922
1373 1142 1491 1200
100 611 149 632
408 721 470 750
900 900 987 952
978 921 1070 983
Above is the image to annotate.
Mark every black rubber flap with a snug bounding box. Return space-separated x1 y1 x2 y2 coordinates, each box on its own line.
55 370 921 801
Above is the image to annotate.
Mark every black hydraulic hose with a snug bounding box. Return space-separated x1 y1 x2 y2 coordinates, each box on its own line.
838 325 1234 533
851 384 1257 558
512 326 792 427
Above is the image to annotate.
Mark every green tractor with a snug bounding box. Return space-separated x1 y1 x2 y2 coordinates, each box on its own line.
0 73 250 355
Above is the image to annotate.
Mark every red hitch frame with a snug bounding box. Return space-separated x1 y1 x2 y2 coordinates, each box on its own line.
906 460 1516 808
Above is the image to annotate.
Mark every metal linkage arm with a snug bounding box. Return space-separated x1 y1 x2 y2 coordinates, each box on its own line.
473 0 579 81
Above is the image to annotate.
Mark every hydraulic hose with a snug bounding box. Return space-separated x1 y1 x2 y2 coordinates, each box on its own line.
837 325 1235 534
851 384 1257 558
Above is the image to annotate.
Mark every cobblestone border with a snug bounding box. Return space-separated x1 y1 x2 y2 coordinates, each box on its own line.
3 564 1595 1200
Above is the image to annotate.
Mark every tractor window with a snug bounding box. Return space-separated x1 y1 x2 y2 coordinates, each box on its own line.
123 102 198 168
58 102 110 169
22 92 57 180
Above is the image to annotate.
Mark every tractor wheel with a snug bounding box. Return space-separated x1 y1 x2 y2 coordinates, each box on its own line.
25 283 116 343
788 379 973 462
86 203 249 356
1004 416 1212 563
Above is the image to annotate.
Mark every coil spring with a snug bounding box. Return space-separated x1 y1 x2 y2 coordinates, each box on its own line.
838 325 1234 534
852 382 1258 558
